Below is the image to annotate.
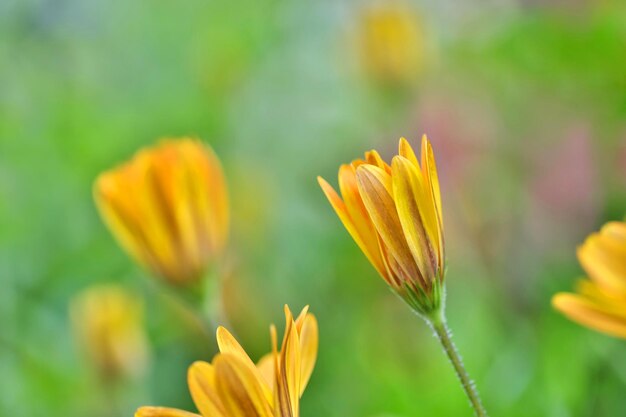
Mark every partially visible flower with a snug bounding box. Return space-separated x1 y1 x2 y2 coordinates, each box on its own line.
136 305 318 417
318 136 445 316
358 2 425 87
94 138 229 286
70 284 150 380
553 221 626 339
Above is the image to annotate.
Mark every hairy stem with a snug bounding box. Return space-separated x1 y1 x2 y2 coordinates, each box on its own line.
428 313 488 417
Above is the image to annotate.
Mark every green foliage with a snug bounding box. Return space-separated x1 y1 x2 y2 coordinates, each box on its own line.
1 1 626 416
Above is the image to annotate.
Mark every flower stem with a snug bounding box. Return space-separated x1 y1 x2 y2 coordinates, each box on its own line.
200 266 231 331
428 313 488 417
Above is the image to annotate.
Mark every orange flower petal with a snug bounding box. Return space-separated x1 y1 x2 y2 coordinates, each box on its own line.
578 235 626 293
575 280 626 312
318 175 388 280
398 137 419 167
391 155 436 281
421 135 444 266
135 407 201 417
338 165 383 268
365 150 391 173
356 165 420 281
94 172 157 274
279 306 300 417
601 221 626 242
187 361 228 417
216 327 273 403
256 353 275 392
553 293 626 339
214 354 274 417
180 140 229 256
295 313 318 395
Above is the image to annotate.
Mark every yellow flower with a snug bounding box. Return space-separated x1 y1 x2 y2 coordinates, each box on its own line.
136 305 318 417
94 138 229 286
318 136 445 316
358 2 424 86
70 284 150 380
553 221 626 339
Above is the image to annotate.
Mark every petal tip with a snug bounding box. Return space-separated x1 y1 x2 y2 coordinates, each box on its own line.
216 326 229 339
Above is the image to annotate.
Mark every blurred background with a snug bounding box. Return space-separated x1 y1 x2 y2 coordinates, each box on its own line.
2 0 626 416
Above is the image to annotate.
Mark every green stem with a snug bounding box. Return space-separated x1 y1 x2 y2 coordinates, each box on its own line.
428 313 488 417
200 267 230 331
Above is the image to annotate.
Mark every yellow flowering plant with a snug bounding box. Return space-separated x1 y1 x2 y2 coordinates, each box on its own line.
358 2 424 87
136 305 318 417
319 136 488 416
94 138 229 287
553 221 626 339
70 284 150 381
94 138 230 327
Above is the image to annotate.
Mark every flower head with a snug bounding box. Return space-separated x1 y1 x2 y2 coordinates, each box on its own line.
358 2 424 87
552 221 626 339
136 305 318 417
94 138 229 286
70 284 150 380
318 136 445 316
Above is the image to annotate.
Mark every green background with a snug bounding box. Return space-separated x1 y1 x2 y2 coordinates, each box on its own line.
2 1 626 416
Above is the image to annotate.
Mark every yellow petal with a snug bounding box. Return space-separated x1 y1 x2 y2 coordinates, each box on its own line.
365 150 391 173
318 175 388 280
180 140 229 256
601 221 626 242
275 308 300 417
376 232 404 288
135 407 201 417
355 165 420 282
94 172 157 274
421 135 444 266
293 305 310 332
594 225 626 261
399 138 443 257
398 137 419 168
338 165 385 271
552 293 626 339
578 235 626 293
296 313 318 395
350 158 367 169
256 353 275 391
421 136 442 222
284 307 301 415
391 155 437 281
269 325 289 417
131 150 183 280
216 326 253 361
216 327 273 403
151 141 202 275
575 280 626 314
187 361 228 417
214 354 274 417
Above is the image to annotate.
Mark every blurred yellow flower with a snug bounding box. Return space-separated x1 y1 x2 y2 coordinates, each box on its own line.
70 284 150 380
553 221 626 339
319 136 445 316
359 2 425 86
94 138 229 286
136 305 318 417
